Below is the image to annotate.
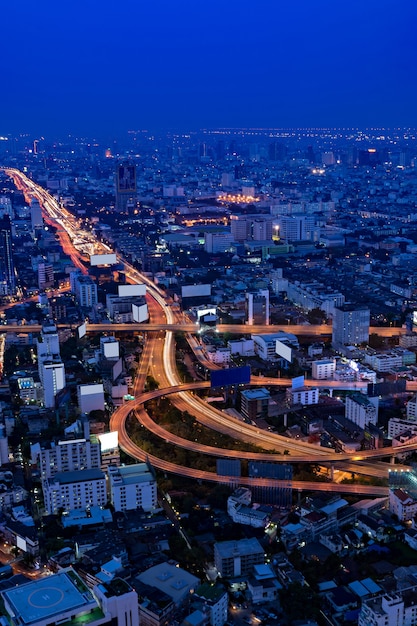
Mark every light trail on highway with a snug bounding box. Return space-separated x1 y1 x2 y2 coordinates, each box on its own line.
3 167 410 497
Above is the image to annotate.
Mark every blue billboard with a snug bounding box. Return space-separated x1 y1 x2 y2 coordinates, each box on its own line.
210 366 251 388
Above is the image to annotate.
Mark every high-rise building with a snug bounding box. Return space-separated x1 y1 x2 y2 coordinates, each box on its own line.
33 438 101 479
0 216 15 295
0 196 13 219
246 290 270 325
38 262 54 289
30 198 43 230
332 305 370 346
39 359 65 408
43 468 107 515
70 271 98 308
115 162 137 212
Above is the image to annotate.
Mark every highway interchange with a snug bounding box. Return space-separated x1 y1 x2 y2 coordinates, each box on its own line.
3 167 415 498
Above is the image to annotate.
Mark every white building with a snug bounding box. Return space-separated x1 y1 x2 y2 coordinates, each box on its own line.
137 562 199 607
227 338 255 356
287 386 319 406
345 394 378 429
275 214 317 242
389 488 417 522
312 359 336 380
227 488 269 528
359 587 417 626
286 280 344 317
32 438 101 479
43 468 107 515
252 332 298 361
77 383 105 414
205 232 234 253
100 337 120 360
214 538 264 578
40 359 65 408
206 347 231 365
194 583 228 626
388 417 417 439
406 395 417 420
30 198 43 230
70 271 98 308
108 463 157 513
246 290 269 325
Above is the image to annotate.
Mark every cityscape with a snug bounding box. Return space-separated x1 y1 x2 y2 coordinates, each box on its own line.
0 128 416 626
2 1 417 625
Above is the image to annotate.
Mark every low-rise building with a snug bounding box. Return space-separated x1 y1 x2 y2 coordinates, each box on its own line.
108 463 157 513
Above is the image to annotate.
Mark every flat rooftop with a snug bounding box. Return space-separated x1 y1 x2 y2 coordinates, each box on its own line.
2 570 97 626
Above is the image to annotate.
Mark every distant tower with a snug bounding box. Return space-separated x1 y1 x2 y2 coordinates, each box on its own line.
0 216 15 295
30 199 43 231
115 162 137 212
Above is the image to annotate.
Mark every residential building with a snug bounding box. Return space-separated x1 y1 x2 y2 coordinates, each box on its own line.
406 394 417 420
77 383 105 414
39 359 65 408
359 587 417 626
247 564 282 604
193 583 228 626
311 359 336 380
389 488 417 522
246 290 269 325
345 393 378 429
70 273 98 308
240 388 270 421
287 386 319 406
332 305 370 346
43 468 107 515
214 538 264 578
32 438 101 479
137 562 199 607
108 463 157 513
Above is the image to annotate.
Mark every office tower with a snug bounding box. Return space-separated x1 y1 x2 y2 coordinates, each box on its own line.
246 290 270 325
275 214 317 242
37 321 65 408
0 196 13 219
332 305 370 346
30 198 43 230
115 162 137 212
38 262 54 289
39 359 65 408
0 216 15 295
70 271 98 308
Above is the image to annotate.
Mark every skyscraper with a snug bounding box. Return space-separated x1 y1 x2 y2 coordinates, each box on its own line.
115 162 137 212
0 216 15 295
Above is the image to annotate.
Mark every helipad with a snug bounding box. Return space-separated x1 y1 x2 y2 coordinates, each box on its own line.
2 570 96 625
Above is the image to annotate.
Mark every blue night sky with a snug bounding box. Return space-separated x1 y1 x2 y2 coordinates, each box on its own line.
2 0 417 136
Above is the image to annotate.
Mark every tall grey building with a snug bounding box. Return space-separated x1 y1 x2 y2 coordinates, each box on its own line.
332 305 370 346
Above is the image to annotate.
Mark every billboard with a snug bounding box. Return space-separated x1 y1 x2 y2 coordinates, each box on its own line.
90 253 117 266
118 284 146 297
292 375 305 390
117 164 136 192
196 307 216 320
77 322 86 339
248 462 293 480
132 303 149 323
276 339 292 363
216 459 241 477
181 284 211 298
211 366 251 388
98 431 118 452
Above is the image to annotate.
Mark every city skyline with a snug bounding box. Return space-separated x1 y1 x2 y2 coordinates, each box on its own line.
2 0 417 136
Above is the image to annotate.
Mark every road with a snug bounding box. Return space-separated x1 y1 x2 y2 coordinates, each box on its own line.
4 167 411 497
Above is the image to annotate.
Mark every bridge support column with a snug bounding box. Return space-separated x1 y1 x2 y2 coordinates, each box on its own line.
330 463 335 481
390 455 396 465
283 413 288 427
328 389 333 398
